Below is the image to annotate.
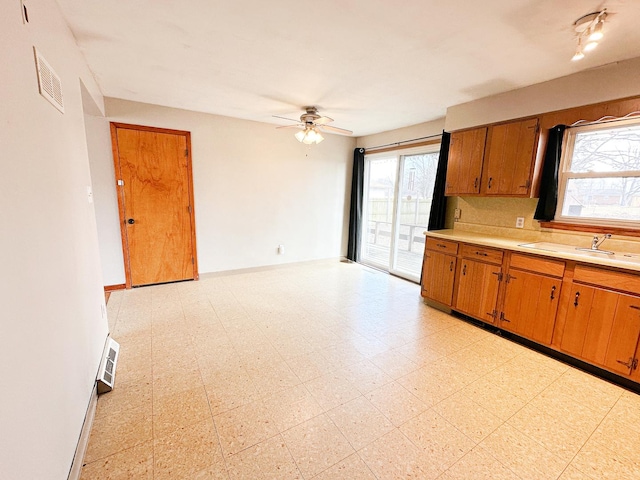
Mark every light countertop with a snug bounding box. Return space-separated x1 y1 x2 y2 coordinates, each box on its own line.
425 229 640 273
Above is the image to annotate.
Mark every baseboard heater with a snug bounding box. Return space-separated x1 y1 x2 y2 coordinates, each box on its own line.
97 337 120 394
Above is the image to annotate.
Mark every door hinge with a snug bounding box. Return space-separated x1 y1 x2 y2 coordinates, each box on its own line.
117 179 124 186
616 357 638 371
187 205 192 213
191 257 195 264
185 148 189 157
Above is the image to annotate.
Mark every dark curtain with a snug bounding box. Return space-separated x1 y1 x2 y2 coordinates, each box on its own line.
534 125 567 221
427 131 451 231
347 148 365 261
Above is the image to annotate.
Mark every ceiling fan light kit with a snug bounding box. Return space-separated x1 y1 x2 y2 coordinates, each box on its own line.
571 10 607 61
295 127 324 144
273 106 353 145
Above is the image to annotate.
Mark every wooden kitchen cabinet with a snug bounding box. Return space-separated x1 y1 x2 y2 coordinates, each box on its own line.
481 118 539 196
445 127 487 196
500 254 564 345
454 244 503 324
559 265 640 377
421 238 458 306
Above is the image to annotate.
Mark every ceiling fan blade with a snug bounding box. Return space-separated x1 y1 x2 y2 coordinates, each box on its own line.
314 116 334 125
272 115 301 123
276 124 304 129
319 125 353 136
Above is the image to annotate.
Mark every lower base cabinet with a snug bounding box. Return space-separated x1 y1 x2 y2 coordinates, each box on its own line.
422 236 640 384
455 258 501 324
500 254 564 345
560 285 640 376
501 269 561 345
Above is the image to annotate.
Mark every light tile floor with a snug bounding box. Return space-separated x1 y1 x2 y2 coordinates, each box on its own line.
81 262 640 479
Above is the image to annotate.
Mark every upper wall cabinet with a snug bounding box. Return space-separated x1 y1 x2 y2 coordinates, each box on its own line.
481 118 539 196
445 118 540 198
445 127 487 196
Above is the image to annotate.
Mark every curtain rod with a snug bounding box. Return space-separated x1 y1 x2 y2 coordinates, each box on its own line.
362 133 443 152
569 111 640 128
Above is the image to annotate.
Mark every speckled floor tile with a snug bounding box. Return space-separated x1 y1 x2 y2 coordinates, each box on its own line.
214 399 279 456
80 441 153 480
226 434 302 479
327 396 395 450
281 413 354 478
83 263 640 480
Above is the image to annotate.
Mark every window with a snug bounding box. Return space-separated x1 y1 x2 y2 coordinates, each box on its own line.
556 118 640 228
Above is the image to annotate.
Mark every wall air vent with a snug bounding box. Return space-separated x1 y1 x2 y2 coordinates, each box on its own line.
97 337 120 394
33 47 64 113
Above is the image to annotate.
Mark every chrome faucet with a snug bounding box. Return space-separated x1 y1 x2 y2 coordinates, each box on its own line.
591 234 612 250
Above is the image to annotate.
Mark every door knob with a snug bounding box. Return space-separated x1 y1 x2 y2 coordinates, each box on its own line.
127 218 135 224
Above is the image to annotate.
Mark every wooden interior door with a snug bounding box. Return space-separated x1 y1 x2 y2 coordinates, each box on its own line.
111 123 198 287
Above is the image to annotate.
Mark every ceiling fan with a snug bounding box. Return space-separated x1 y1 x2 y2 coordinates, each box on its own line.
273 106 353 144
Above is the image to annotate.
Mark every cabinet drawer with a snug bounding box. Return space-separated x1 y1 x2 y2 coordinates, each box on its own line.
426 237 459 254
574 265 640 295
510 253 565 277
460 244 503 265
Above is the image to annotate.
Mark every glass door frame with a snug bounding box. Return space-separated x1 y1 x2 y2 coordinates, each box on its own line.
360 144 441 282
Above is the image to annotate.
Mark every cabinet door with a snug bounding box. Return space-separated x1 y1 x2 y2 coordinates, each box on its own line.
455 259 501 323
603 294 640 376
445 127 487 196
422 251 456 306
501 269 560 345
560 285 618 364
482 118 538 196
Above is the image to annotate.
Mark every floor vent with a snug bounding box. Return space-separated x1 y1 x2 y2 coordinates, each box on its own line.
97 337 120 394
33 47 64 113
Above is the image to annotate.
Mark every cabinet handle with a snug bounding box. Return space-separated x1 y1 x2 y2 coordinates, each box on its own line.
574 291 580 307
630 305 640 310
518 179 532 189
475 251 488 257
474 177 479 189
449 261 454 272
436 243 447 249
462 264 467 276
550 286 556 300
488 177 493 189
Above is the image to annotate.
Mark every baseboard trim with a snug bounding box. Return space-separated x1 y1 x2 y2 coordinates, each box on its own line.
67 384 98 480
104 284 125 292
198 257 344 279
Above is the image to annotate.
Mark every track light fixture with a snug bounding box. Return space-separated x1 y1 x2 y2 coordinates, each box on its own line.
571 10 607 61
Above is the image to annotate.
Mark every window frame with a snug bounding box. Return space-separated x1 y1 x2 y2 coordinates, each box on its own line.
555 117 640 229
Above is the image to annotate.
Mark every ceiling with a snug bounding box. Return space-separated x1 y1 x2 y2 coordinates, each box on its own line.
56 0 640 137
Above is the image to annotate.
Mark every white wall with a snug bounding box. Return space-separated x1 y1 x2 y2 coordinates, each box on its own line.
357 118 445 149
0 2 108 479
445 56 640 131
95 98 356 276
84 114 126 286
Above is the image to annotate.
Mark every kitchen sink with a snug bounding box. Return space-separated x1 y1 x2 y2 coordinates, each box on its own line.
518 242 640 264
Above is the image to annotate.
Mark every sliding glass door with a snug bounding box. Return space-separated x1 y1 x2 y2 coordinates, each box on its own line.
360 147 440 282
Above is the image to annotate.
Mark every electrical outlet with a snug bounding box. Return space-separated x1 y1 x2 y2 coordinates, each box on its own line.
516 217 525 228
278 244 285 255
454 208 461 221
